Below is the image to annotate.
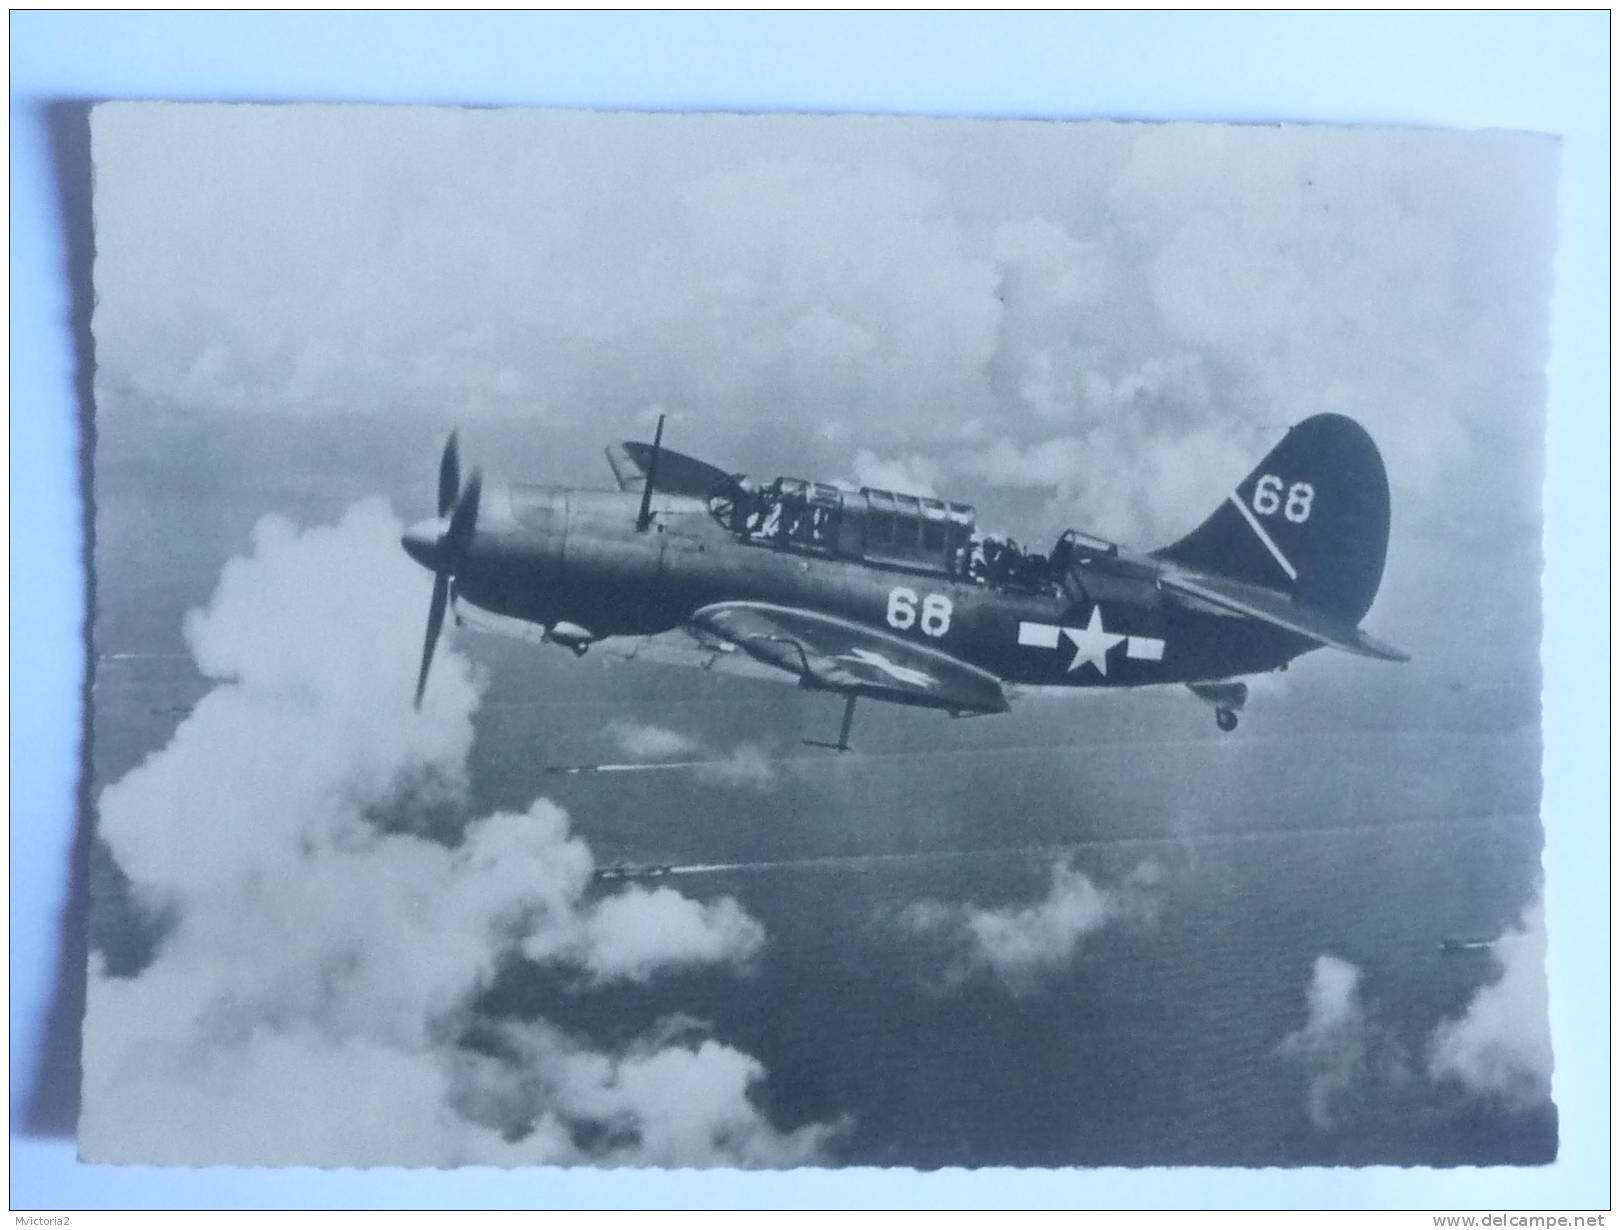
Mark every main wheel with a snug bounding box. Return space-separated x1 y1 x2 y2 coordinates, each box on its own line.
1215 707 1238 732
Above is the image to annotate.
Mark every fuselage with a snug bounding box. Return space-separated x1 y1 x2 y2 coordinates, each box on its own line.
409 482 1311 689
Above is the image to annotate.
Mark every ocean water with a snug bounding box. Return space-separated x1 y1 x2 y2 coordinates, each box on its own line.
81 410 1554 1167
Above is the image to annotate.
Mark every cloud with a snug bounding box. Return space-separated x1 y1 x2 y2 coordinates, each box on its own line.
566 1036 830 1166
94 109 1004 440
1279 917 1555 1135
904 860 1162 992
81 501 832 1167
851 449 943 497
452 1022 838 1167
605 720 700 761
1277 954 1411 1132
1277 955 1375 1131
1427 896 1553 1110
525 885 766 986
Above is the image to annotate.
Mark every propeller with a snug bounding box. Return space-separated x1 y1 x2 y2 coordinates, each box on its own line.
412 432 482 709
438 429 461 517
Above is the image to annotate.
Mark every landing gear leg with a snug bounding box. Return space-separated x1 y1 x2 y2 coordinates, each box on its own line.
804 694 858 753
835 694 857 751
1215 707 1238 733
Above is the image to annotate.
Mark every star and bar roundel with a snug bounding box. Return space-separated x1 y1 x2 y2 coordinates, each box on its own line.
1017 606 1165 676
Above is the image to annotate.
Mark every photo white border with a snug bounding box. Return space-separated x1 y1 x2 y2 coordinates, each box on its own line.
9 10 1609 1210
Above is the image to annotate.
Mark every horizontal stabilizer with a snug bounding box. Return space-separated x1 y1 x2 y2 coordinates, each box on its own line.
1161 569 1409 662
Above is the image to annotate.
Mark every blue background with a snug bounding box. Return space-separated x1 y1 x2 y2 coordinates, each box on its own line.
10 10 1609 1210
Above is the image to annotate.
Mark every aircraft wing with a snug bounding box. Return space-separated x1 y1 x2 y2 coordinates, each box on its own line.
1159 569 1409 661
600 626 807 686
605 441 737 497
689 602 1011 715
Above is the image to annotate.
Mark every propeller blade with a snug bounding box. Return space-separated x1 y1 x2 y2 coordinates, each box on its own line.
446 467 482 561
437 431 461 517
415 440 477 709
414 570 450 709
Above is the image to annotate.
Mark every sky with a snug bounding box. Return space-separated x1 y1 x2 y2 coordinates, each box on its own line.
79 102 1562 1170
90 102 1559 685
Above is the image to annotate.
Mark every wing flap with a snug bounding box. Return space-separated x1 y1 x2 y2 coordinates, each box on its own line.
690 602 1010 714
1161 569 1409 662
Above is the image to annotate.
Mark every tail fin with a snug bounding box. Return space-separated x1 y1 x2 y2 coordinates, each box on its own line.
1152 414 1392 624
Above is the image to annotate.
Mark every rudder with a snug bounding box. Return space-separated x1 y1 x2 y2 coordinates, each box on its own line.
1152 414 1391 624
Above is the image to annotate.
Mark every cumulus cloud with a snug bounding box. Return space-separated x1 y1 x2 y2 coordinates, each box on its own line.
82 501 830 1167
93 108 1004 440
851 449 943 497
904 860 1162 992
1279 922 1556 1136
1278 955 1376 1131
525 885 766 986
1277 954 1411 1132
452 1022 836 1167
1428 896 1553 1110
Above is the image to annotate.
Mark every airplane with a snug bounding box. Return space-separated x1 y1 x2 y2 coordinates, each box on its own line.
401 412 1406 749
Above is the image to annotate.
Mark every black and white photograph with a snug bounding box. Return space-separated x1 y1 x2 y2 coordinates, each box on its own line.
79 100 1560 1170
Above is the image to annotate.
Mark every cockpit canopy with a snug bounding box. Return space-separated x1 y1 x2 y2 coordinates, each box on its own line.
860 486 976 569
1062 529 1120 559
707 474 1128 595
710 476 976 575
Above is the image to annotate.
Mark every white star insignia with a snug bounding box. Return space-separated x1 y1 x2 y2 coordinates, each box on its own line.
1062 607 1126 675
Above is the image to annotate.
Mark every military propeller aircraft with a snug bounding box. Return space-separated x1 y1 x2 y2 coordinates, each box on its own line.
402 413 1406 748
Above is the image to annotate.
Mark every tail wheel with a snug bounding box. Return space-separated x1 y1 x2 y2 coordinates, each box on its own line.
1215 708 1238 733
